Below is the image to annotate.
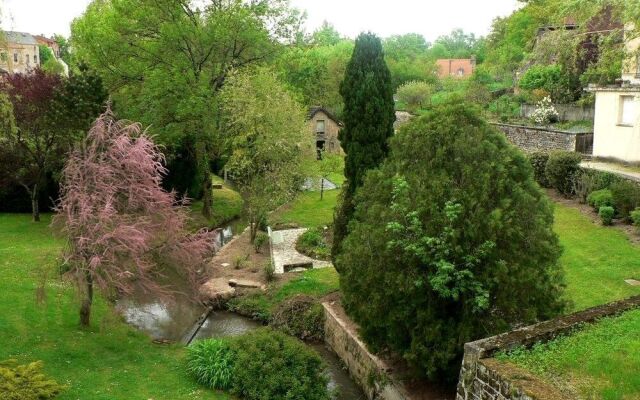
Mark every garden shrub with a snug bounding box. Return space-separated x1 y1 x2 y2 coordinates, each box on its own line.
587 189 614 211
263 261 275 282
254 231 268 253
271 295 325 341
630 208 640 230
186 339 236 390
545 151 582 196
528 152 550 187
572 170 619 204
611 180 640 220
337 103 565 382
297 227 330 261
599 206 615 226
0 359 65 400
230 328 330 400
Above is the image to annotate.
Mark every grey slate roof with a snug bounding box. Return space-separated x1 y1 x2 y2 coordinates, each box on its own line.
3 31 38 46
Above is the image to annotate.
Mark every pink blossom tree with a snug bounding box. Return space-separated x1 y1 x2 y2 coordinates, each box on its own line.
54 109 217 326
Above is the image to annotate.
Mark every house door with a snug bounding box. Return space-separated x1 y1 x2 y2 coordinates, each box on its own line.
316 140 325 160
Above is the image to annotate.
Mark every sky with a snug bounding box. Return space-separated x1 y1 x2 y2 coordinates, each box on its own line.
1 0 520 41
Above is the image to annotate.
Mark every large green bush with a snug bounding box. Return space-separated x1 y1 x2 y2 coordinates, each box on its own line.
611 180 640 221
545 151 582 196
187 339 235 390
337 103 566 381
528 152 550 187
271 295 325 341
230 328 330 400
0 360 65 400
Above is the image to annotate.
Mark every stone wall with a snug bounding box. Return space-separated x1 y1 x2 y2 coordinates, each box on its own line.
323 301 410 400
456 295 640 400
520 104 595 121
492 123 585 153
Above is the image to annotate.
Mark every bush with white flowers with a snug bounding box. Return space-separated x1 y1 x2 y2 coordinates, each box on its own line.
531 96 559 125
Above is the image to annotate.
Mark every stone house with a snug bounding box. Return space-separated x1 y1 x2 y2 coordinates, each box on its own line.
436 57 475 79
588 24 640 163
34 35 60 58
0 31 40 74
308 107 343 157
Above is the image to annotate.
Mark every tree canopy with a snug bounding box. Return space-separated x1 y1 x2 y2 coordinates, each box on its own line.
337 103 566 381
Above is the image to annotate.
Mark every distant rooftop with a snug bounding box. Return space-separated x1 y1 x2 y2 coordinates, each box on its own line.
3 31 38 46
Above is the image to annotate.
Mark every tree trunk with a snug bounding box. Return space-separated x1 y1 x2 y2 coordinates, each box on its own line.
202 168 213 219
79 271 93 327
31 183 40 222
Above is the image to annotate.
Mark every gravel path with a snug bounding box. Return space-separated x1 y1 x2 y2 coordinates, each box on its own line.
270 228 332 274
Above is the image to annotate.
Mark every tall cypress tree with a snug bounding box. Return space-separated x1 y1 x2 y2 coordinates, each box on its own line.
332 33 395 269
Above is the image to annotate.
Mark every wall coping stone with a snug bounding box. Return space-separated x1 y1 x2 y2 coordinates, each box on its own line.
490 122 592 136
464 295 640 361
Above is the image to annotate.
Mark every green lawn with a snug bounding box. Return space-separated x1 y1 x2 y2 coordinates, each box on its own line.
190 175 244 230
0 214 228 399
498 308 640 399
271 190 339 228
554 203 640 310
228 268 339 322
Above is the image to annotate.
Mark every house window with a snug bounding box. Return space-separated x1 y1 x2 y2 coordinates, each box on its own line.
13 53 18 63
457 68 465 76
26 54 30 64
0 53 6 62
316 120 325 134
34 55 37 64
619 95 636 126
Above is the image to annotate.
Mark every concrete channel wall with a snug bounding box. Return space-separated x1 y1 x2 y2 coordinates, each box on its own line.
323 301 410 400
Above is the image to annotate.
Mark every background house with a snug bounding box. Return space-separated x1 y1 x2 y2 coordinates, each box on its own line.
589 24 640 163
435 57 475 78
308 107 343 157
0 31 40 74
34 35 60 58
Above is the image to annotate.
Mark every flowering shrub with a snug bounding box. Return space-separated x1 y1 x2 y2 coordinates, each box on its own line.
531 96 559 125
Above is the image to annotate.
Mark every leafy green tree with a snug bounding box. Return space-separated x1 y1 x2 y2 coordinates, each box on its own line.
383 34 437 88
310 21 342 46
332 32 395 268
38 45 54 65
396 80 433 112
429 29 486 62
220 67 312 242
337 103 566 381
71 0 302 218
53 34 71 64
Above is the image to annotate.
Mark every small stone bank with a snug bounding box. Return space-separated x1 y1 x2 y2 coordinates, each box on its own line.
456 295 640 400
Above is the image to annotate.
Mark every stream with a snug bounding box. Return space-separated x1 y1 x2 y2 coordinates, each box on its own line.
117 224 365 399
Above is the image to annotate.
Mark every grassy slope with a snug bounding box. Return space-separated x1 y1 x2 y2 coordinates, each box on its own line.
0 214 228 400
555 203 640 311
271 190 339 228
499 308 640 399
190 175 244 229
228 268 339 322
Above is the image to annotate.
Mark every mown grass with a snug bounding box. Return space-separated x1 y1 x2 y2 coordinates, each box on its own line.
498 308 640 399
227 268 339 322
0 214 228 400
554 203 640 311
271 190 339 228
190 175 244 230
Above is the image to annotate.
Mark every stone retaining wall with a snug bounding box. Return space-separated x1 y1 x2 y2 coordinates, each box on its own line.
456 295 640 400
520 104 594 121
323 301 409 400
492 123 586 153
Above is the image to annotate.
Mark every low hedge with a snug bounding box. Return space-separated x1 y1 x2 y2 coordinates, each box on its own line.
528 152 550 188
587 189 614 211
545 151 583 196
187 329 330 400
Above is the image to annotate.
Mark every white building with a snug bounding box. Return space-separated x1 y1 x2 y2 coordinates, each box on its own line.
589 25 640 163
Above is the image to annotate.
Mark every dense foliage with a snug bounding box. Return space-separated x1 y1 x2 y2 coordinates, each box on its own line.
528 152 550 187
332 32 395 267
271 295 325 341
337 103 566 381
545 151 583 196
230 329 330 400
0 360 65 400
